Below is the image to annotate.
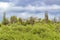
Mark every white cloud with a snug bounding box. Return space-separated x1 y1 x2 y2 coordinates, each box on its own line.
5 4 60 19
24 5 60 10
0 2 10 11
0 2 60 20
8 4 60 12
0 2 15 12
6 12 45 19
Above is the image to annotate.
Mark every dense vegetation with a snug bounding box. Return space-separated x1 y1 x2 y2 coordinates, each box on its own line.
0 12 60 40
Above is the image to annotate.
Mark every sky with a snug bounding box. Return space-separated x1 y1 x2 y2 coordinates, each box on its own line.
0 0 60 21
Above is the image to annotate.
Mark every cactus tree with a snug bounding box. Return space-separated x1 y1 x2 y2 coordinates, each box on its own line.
45 11 48 23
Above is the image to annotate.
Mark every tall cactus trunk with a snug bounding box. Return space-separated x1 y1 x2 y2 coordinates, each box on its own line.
53 17 57 23
2 12 9 25
45 11 48 23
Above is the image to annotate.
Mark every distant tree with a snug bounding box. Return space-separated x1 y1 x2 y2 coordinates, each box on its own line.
38 18 41 22
10 16 17 24
58 17 60 22
45 11 48 23
2 12 9 25
18 18 23 24
18 18 27 26
53 17 57 23
26 19 30 25
26 17 35 25
29 17 35 25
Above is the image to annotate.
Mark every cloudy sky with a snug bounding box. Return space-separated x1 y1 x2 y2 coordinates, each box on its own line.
0 0 60 21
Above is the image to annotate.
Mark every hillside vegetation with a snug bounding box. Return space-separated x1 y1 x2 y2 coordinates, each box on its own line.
0 23 60 40
0 12 60 40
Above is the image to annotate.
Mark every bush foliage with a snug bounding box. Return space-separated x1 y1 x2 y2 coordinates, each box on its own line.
0 23 59 40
